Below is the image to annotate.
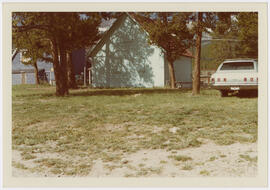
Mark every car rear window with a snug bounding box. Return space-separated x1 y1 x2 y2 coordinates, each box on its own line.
220 62 254 70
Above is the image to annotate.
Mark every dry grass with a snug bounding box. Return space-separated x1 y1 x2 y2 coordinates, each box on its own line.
12 85 258 176
170 155 192 162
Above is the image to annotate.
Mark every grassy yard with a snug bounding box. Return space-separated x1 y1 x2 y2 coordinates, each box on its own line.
12 85 258 176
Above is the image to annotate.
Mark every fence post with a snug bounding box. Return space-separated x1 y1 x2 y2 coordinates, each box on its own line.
84 67 86 86
21 71 26 84
88 68 91 86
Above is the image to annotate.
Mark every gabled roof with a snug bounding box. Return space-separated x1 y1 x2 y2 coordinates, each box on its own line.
88 13 128 58
99 18 116 31
88 12 193 59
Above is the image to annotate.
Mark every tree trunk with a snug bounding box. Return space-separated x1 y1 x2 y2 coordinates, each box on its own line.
59 45 69 95
33 61 40 85
67 51 77 89
51 40 69 96
168 61 176 89
192 12 203 95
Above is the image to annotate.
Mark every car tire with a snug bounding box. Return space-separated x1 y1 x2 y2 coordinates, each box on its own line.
220 90 228 97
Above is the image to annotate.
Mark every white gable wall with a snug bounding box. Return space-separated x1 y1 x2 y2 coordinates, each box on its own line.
147 46 164 87
91 16 164 88
91 15 192 88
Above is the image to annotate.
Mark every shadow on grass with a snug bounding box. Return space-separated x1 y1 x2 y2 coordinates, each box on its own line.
69 88 191 97
14 87 192 98
15 86 258 99
236 93 258 99
226 91 258 99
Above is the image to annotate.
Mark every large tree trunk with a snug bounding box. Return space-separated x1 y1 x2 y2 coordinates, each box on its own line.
192 12 203 95
51 40 69 96
67 52 77 89
168 61 176 89
58 45 69 95
33 61 40 85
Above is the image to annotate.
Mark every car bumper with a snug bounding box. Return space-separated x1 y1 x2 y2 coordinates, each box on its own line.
211 85 258 91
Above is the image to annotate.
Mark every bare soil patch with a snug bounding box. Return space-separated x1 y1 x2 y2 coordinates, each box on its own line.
12 140 257 177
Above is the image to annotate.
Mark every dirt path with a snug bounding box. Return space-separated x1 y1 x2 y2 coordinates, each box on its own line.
12 141 257 177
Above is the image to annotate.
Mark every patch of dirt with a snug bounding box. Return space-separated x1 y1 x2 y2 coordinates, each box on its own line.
12 149 48 177
133 93 142 97
103 124 125 132
126 134 145 140
12 142 85 177
169 127 178 133
103 122 137 132
12 148 65 177
91 141 257 177
12 140 257 177
38 98 58 103
152 125 163 133
12 100 25 105
25 121 56 131
87 159 109 177
237 133 254 139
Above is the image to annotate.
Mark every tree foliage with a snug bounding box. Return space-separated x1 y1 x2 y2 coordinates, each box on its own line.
188 12 234 94
237 12 258 57
12 22 52 84
12 12 257 95
202 12 258 70
12 12 104 96
133 12 193 88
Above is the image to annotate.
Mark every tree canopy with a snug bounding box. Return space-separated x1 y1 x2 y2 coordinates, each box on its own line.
133 12 193 88
201 12 258 70
12 12 105 95
12 12 258 94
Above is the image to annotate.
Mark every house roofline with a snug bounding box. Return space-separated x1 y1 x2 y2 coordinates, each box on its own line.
87 13 128 58
88 12 194 59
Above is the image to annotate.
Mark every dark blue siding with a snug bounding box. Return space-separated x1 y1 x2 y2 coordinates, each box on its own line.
12 50 86 85
12 53 54 85
72 49 86 75
12 53 33 71
12 74 21 85
12 53 53 72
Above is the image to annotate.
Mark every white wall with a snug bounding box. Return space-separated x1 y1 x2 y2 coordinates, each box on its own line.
147 46 164 87
92 16 165 88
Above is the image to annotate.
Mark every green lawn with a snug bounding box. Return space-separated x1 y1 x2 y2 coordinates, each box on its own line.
12 85 258 176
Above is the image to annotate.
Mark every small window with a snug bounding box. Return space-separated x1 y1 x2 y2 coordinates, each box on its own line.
220 62 254 70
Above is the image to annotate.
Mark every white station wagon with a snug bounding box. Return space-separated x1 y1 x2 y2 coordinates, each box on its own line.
210 59 258 97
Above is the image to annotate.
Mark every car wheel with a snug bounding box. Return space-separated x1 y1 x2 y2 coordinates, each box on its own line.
220 90 228 97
